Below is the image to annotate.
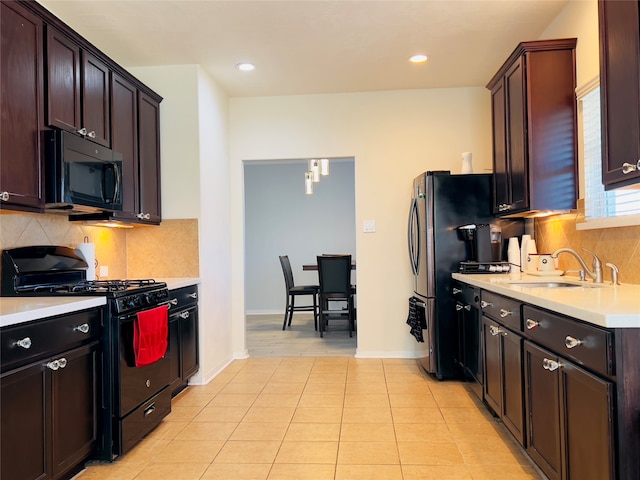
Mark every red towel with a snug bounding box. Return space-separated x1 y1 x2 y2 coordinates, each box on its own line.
133 305 169 367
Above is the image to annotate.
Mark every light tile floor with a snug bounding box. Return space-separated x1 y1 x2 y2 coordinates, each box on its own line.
75 357 544 480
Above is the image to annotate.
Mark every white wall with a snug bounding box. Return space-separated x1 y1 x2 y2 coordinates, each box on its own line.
230 87 492 357
244 160 356 313
128 65 234 382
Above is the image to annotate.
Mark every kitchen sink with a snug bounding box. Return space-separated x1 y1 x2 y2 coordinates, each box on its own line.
507 281 605 289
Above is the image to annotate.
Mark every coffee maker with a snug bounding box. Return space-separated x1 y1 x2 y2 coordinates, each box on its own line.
456 223 494 262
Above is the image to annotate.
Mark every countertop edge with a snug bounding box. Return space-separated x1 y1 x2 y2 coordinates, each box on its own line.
452 272 640 329
0 297 107 328
159 278 201 290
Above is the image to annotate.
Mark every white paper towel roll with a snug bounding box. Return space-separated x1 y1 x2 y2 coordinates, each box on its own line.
77 243 96 280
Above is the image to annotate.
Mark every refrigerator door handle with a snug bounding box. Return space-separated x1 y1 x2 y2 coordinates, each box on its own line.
408 197 420 275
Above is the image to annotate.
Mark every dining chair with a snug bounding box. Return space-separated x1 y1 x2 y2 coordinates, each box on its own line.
278 255 319 330
316 254 356 337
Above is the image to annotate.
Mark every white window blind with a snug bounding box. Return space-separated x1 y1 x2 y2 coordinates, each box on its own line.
580 84 640 223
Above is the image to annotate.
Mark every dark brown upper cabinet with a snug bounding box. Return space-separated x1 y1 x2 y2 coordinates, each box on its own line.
487 39 578 217
0 0 45 212
599 0 640 189
137 92 162 224
46 25 110 147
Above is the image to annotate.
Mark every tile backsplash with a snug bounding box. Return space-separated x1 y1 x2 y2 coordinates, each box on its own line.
0 213 199 279
535 212 640 285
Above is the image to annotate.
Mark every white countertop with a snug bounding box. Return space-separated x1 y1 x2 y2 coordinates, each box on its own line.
0 296 107 328
452 272 640 329
0 278 200 329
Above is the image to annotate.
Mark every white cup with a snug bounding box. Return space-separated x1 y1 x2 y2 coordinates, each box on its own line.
537 254 555 272
527 253 540 272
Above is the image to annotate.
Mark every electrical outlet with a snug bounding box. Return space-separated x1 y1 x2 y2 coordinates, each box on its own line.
99 266 109 278
363 220 376 233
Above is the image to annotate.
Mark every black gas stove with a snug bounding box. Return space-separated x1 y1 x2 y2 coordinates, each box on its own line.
1 245 172 460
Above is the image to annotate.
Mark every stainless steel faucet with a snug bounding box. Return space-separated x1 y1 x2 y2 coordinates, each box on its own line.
551 248 603 283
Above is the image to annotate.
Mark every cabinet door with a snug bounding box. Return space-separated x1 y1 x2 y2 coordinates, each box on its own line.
46 26 81 133
561 362 615 480
0 1 44 211
137 92 162 224
504 58 528 212
524 341 562 480
482 316 502 415
501 329 524 445
490 81 509 213
51 343 100 479
599 0 640 188
1 362 50 480
110 73 139 222
81 52 110 147
181 307 199 380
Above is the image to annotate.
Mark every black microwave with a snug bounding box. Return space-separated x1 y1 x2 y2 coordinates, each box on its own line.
45 129 123 213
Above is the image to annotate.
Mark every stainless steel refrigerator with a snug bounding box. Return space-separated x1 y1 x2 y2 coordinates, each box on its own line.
407 171 496 379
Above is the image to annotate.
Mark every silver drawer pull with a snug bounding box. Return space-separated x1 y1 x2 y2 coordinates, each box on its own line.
188 292 197 299
58 357 67 368
499 308 512 318
480 300 492 309
489 325 503 336
16 337 32 349
565 336 582 349
0 191 9 201
46 357 68 371
452 287 462 295
543 358 560 371
179 311 190 319
526 319 539 330
170 299 178 305
144 403 156 417
455 304 463 311
74 323 90 334
464 305 471 311
621 160 640 174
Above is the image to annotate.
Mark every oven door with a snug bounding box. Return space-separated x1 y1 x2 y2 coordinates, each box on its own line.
116 310 170 417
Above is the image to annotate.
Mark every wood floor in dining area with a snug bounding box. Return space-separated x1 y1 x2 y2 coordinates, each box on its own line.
246 313 357 357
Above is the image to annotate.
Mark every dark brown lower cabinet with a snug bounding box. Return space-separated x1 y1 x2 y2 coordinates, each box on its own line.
168 286 199 397
1 341 99 480
524 340 615 480
483 316 525 445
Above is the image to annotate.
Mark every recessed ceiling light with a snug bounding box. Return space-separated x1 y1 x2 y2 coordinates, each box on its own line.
409 54 429 64
236 63 255 71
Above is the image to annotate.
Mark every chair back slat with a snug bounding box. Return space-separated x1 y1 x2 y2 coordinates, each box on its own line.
279 255 295 290
317 255 351 295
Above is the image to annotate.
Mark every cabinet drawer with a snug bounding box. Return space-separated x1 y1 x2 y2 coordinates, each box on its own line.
522 305 614 377
168 285 198 311
480 291 521 331
1 308 101 372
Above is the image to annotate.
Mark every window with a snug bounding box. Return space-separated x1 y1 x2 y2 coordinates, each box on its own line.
578 80 640 229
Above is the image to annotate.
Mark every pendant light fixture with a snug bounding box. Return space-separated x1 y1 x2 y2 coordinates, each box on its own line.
320 158 330 176
309 159 320 182
304 172 313 195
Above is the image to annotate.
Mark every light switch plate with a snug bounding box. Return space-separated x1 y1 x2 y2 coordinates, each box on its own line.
363 220 376 233
99 266 109 278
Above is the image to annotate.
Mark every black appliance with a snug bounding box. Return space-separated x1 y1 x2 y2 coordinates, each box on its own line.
407 171 522 380
1 246 171 461
45 129 123 214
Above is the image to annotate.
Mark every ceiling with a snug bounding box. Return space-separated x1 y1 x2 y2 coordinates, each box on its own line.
39 0 569 98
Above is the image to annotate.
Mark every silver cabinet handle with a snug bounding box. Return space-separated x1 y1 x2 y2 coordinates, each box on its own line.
87 130 96 138
74 323 90 334
136 212 151 220
46 357 67 371
543 358 559 371
565 336 582 349
621 159 640 174
455 304 463 311
480 300 492 309
179 311 190 319
16 337 32 349
144 403 156 417
169 298 178 305
464 305 471 311
499 308 513 318
525 319 539 330
498 203 511 212
489 325 503 336
0 191 9 201
76 127 88 136
189 292 197 299
452 287 462 295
